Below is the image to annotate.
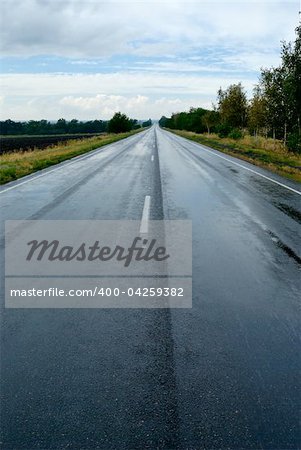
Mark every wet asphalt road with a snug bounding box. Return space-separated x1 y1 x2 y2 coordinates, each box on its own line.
0 125 300 449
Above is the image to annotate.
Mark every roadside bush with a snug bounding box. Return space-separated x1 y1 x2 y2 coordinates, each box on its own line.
228 128 243 140
287 132 301 154
216 123 232 138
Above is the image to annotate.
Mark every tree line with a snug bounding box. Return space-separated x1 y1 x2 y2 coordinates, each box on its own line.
160 25 300 153
0 119 107 135
0 114 152 136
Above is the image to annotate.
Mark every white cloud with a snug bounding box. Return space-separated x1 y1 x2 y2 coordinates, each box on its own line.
0 0 298 58
0 70 259 119
0 91 207 121
59 94 149 118
0 72 257 98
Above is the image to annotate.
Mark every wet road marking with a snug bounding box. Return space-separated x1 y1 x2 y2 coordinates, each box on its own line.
151 155 154 162
140 195 151 234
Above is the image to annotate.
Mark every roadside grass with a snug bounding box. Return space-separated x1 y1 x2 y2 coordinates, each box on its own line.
166 130 301 183
0 129 143 185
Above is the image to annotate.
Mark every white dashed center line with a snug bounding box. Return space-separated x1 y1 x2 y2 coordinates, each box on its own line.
140 196 151 234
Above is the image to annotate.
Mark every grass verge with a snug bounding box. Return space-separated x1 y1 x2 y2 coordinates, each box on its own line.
0 129 143 185
167 129 301 183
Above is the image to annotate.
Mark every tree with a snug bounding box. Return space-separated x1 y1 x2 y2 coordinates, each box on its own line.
248 86 268 137
185 108 207 133
159 116 169 127
202 110 220 134
142 119 152 128
56 118 68 133
260 66 287 142
69 119 79 134
130 119 140 130
0 119 24 135
160 108 209 133
217 83 247 129
258 25 301 149
108 112 133 133
281 25 301 136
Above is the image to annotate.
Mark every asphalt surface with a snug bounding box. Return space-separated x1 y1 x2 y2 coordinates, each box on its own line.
0 125 300 449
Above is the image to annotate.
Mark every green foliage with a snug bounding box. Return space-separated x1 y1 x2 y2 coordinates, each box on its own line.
159 108 209 133
216 123 232 138
159 116 169 127
0 119 107 135
258 25 301 146
228 128 243 140
0 115 143 137
217 83 247 128
202 110 220 134
142 119 152 128
260 67 286 139
287 132 301 154
248 86 268 135
108 112 134 133
0 166 17 183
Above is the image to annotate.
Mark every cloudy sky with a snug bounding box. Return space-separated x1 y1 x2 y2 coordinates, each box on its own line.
0 0 299 121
